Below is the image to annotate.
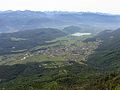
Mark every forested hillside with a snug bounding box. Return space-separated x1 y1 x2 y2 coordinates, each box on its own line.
0 28 119 90
0 28 67 55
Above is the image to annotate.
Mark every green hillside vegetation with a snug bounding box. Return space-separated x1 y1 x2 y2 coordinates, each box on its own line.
0 28 120 90
0 28 67 55
86 28 120 72
0 34 97 65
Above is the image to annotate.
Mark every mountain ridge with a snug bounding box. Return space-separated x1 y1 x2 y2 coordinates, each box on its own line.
0 11 120 33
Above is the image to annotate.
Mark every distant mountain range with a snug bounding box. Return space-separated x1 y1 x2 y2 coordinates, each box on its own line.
0 10 120 33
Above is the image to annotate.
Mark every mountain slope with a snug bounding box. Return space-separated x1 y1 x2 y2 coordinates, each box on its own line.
63 26 82 34
86 28 120 71
0 28 67 55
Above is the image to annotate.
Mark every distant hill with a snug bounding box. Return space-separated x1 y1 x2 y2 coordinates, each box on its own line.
62 26 97 34
0 11 120 33
0 28 67 55
63 26 82 34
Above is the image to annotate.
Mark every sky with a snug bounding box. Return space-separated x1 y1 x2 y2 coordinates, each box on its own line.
0 0 120 14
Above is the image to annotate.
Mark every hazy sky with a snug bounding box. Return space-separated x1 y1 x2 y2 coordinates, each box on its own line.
0 0 120 14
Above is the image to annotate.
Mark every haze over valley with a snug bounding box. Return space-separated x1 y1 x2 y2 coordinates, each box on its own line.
0 11 120 33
